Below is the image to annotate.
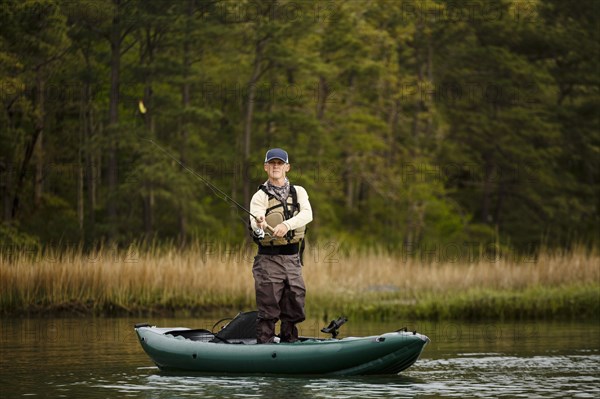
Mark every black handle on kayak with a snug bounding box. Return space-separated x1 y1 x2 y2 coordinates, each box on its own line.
321 316 348 339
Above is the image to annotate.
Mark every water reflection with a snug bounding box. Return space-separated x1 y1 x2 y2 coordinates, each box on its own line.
1 318 599 398
91 372 425 398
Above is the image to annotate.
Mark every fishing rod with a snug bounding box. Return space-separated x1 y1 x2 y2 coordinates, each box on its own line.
139 137 274 236
136 100 273 237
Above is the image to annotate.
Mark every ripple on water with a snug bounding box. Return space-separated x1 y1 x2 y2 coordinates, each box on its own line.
85 354 600 399
402 354 600 398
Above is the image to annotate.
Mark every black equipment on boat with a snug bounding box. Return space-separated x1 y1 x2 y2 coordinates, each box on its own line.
321 316 348 338
211 311 258 343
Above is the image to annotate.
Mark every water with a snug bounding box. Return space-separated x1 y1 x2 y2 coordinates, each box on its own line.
1 317 598 398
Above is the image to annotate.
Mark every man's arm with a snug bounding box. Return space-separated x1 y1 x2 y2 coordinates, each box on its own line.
249 190 268 230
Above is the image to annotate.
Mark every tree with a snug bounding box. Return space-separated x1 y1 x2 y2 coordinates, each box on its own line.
0 0 70 223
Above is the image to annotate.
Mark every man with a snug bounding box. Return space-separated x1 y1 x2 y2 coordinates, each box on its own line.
249 148 313 343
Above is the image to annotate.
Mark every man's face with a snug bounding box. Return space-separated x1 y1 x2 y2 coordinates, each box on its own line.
264 159 290 180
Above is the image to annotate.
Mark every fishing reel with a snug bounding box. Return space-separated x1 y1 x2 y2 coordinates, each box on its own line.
253 228 265 239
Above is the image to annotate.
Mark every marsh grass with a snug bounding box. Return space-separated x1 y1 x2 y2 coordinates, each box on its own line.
1 243 598 320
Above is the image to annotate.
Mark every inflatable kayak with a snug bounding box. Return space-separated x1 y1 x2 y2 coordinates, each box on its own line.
134 312 429 375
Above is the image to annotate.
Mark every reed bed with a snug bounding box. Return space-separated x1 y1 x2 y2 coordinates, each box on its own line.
1 243 598 320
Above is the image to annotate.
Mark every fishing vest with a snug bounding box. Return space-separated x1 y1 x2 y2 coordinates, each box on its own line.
257 184 306 246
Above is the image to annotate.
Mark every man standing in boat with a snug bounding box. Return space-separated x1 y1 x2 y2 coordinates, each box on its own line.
249 148 313 344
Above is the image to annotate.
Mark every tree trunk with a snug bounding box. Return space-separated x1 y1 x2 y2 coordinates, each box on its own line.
178 0 194 242
2 162 13 222
316 76 328 121
142 188 154 239
11 74 45 218
410 20 433 151
345 157 354 210
411 23 423 142
78 83 86 238
494 180 506 228
142 26 156 240
481 157 495 224
11 132 42 218
107 0 122 239
34 75 45 209
78 151 84 236
387 98 399 165
243 39 267 207
84 83 96 237
425 36 434 138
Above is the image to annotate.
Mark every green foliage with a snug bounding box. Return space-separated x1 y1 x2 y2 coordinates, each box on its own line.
0 0 597 251
314 284 600 321
0 223 40 250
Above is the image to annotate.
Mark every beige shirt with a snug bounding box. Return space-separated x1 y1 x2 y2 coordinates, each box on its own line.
249 185 313 231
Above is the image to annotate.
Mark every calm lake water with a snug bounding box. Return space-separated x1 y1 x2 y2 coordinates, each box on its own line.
1 317 598 398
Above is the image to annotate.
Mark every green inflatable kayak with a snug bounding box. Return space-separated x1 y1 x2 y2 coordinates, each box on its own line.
134 312 429 375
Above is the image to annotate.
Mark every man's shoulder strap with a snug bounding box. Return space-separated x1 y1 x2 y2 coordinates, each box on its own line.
259 184 272 198
289 185 298 207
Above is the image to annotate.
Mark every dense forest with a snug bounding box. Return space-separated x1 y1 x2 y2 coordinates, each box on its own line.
0 0 598 252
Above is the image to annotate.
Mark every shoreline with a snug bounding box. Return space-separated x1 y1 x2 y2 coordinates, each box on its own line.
2 284 597 321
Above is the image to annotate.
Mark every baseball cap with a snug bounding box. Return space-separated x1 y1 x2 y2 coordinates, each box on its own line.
264 148 289 163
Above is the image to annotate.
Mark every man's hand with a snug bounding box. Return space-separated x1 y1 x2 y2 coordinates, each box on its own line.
255 215 267 230
273 223 289 238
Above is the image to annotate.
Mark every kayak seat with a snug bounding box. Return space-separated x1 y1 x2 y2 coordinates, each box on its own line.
210 310 258 344
165 329 215 342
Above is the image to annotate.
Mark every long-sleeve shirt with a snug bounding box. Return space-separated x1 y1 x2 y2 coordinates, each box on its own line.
249 185 313 232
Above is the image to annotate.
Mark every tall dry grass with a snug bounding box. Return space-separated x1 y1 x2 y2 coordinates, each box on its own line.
304 246 598 296
1 242 598 318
